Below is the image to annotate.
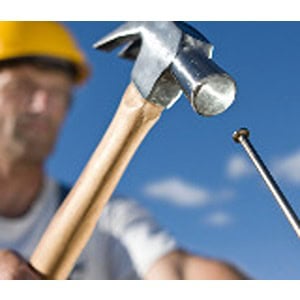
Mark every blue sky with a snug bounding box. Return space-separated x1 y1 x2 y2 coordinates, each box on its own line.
46 22 300 279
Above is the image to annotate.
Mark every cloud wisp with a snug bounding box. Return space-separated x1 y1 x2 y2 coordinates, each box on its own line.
226 154 255 179
272 149 300 185
203 211 234 227
143 177 235 207
143 177 210 207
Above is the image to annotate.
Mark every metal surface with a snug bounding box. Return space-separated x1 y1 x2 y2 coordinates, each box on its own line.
233 128 300 239
95 21 236 116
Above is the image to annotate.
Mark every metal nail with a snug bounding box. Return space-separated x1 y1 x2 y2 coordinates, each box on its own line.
233 128 300 239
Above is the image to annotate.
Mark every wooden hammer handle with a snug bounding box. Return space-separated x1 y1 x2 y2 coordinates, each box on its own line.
30 83 163 279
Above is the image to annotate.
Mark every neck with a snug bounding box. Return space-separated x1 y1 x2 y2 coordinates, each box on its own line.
0 158 44 218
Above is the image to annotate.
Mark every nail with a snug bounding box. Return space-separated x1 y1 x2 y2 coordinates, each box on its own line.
233 128 300 239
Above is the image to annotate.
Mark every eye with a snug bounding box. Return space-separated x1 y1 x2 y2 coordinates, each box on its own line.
50 89 73 106
4 79 34 97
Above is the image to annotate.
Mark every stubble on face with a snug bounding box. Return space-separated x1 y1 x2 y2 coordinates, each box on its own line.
14 114 60 162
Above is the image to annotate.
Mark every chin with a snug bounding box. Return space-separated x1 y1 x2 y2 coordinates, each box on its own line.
27 150 53 163
29 144 55 162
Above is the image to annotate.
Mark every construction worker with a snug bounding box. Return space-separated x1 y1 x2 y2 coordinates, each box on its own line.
0 21 247 279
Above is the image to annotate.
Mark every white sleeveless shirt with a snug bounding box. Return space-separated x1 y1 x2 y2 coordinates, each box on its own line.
0 177 177 279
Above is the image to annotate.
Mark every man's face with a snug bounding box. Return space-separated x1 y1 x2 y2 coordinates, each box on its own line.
0 64 73 163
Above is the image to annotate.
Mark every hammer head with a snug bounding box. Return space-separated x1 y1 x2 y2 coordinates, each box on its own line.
94 22 236 116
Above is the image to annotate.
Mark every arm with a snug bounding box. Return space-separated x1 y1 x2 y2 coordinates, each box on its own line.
145 249 249 280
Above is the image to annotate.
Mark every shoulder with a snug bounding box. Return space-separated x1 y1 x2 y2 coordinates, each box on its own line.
105 196 151 218
99 196 153 231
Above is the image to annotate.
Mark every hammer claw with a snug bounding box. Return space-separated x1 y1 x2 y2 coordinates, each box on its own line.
118 39 142 60
93 22 142 52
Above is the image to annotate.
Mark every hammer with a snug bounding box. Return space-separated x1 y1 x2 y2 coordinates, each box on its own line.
30 21 236 279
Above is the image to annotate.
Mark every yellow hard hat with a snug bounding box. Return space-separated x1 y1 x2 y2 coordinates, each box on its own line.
0 21 89 84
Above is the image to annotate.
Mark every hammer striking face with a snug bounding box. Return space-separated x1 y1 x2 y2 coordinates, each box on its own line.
94 21 237 116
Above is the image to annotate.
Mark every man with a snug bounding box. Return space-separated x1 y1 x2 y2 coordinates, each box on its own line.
0 21 248 280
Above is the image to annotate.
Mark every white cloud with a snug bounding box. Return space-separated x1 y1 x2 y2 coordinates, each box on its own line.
226 154 254 179
143 177 212 207
272 149 300 184
143 177 236 207
203 211 233 227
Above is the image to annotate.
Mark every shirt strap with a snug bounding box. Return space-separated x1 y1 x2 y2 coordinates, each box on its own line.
57 184 71 207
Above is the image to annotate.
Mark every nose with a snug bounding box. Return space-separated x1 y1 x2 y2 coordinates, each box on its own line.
28 89 51 114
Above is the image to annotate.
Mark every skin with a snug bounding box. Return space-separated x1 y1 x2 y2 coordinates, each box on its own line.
0 64 248 280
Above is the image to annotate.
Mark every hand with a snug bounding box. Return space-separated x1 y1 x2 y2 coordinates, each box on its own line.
0 250 43 280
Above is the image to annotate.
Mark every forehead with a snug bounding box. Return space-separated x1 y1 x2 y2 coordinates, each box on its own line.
0 64 74 88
